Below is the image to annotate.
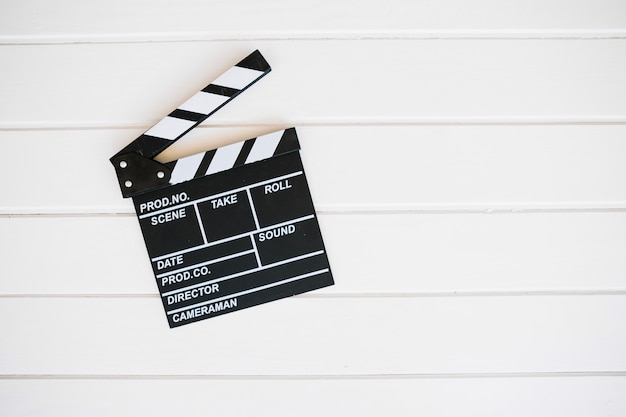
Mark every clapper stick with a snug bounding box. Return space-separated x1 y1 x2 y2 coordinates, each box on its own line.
111 50 271 198
110 50 334 327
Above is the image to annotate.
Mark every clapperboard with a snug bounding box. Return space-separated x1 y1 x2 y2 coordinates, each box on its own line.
110 50 334 328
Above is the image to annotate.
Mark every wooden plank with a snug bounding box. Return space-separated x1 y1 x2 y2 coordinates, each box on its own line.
1 377 625 416
2 125 626 213
1 212 626 295
1 40 625 127
1 0 624 40
2 2 624 414
1 296 625 375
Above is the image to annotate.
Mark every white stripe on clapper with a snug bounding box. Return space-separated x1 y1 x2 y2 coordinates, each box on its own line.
245 130 283 164
170 152 205 184
144 116 195 140
212 66 265 90
178 91 229 115
205 141 245 175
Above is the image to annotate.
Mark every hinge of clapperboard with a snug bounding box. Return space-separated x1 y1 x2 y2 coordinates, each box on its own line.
110 50 293 198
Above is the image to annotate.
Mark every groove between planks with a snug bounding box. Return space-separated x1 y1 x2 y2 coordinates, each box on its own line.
2 29 626 45
2 371 626 380
3 207 626 216
3 117 626 131
2 291 626 298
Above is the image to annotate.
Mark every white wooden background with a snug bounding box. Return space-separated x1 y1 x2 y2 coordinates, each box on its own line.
1 1 626 415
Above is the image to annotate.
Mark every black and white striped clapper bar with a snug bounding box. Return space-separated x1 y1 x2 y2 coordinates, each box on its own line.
110 50 334 328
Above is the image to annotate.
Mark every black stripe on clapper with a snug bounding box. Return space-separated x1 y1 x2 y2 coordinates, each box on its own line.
203 84 238 97
169 109 205 122
194 149 217 178
237 49 272 72
123 135 173 159
233 138 256 167
273 128 300 157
